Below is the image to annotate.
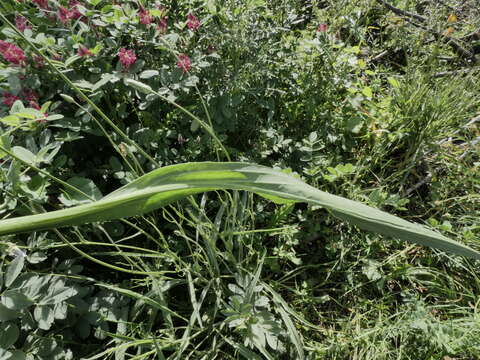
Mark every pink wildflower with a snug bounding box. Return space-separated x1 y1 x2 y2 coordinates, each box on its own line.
139 8 153 25
0 41 9 53
29 101 41 110
69 0 83 20
15 16 32 32
0 41 26 65
32 54 45 68
118 48 136 70
2 92 20 107
22 88 39 102
77 45 93 57
317 23 328 32
58 7 70 24
58 2 83 24
186 13 200 31
157 17 167 33
32 0 49 10
177 53 190 73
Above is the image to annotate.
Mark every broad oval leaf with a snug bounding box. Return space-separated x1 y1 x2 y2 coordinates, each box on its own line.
0 323 19 348
1 290 34 310
0 162 478 259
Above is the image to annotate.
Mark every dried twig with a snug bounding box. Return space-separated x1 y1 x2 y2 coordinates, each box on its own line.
405 114 480 194
372 50 389 62
433 67 480 78
376 0 477 63
461 28 480 42
375 0 427 22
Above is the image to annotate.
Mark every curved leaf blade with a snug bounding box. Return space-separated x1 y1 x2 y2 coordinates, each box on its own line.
0 162 477 259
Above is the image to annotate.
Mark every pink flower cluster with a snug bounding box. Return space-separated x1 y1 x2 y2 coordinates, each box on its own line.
1 88 40 109
22 88 41 109
157 17 168 33
317 23 328 32
2 92 20 107
77 45 93 57
69 0 83 20
177 54 190 73
58 1 83 24
0 40 26 66
139 8 153 25
32 0 49 10
118 48 136 70
186 13 200 31
15 15 32 32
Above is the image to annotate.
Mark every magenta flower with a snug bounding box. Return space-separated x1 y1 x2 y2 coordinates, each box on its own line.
186 13 200 31
0 41 26 65
78 45 93 57
32 55 45 68
139 8 153 25
58 7 70 24
2 92 20 107
29 101 41 110
15 16 32 32
177 54 190 73
317 23 328 32
0 41 9 53
118 48 136 70
69 0 82 20
22 88 39 102
157 17 168 33
58 2 83 24
32 0 49 10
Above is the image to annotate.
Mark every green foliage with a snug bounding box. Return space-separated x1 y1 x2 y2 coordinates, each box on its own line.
0 0 479 358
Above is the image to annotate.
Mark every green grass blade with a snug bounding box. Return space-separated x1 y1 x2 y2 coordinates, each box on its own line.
0 162 478 259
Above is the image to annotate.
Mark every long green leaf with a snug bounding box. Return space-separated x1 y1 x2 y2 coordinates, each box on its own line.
0 162 478 259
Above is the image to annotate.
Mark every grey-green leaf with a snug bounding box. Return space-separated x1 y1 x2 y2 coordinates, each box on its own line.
1 290 34 310
58 177 102 206
11 147 36 166
5 256 24 288
0 162 478 260
34 305 54 330
0 323 19 349
0 304 20 322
